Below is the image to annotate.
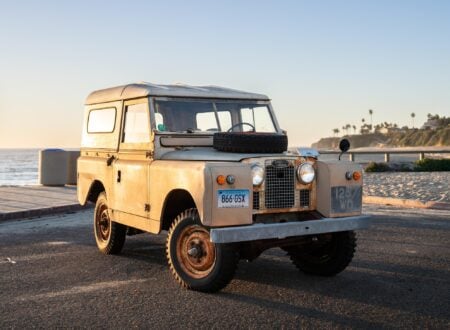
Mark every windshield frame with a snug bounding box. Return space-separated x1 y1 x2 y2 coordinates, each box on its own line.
149 97 280 135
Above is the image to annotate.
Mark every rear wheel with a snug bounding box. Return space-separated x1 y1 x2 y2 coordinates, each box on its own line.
286 231 356 276
94 192 126 255
166 209 239 292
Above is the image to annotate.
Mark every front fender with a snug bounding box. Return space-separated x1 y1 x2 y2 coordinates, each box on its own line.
149 161 252 227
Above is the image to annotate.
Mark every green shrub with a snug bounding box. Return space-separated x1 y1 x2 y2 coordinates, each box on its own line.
399 163 413 172
364 162 391 172
414 158 450 171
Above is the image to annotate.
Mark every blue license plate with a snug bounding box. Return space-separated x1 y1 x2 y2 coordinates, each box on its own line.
217 189 250 208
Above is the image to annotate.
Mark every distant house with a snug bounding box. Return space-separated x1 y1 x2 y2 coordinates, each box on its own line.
379 127 401 134
421 119 440 130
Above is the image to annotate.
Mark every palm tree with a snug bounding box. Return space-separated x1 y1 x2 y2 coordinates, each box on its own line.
352 125 356 134
346 124 351 135
342 126 346 136
332 128 339 137
369 109 373 130
411 112 416 128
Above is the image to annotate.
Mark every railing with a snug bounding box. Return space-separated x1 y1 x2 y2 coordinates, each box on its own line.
317 147 450 162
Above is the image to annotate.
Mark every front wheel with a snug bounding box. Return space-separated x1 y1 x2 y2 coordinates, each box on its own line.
94 192 126 255
166 209 239 292
286 231 356 276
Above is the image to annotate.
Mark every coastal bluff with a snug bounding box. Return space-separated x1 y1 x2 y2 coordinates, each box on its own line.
312 128 450 149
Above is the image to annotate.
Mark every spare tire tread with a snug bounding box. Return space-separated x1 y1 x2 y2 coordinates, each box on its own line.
213 132 287 153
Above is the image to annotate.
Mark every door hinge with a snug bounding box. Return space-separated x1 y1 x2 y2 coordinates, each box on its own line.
146 151 154 158
144 204 150 212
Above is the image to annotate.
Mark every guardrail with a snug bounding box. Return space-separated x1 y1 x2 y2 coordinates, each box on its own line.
317 147 450 162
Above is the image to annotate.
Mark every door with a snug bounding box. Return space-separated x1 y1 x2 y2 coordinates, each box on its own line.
112 99 152 218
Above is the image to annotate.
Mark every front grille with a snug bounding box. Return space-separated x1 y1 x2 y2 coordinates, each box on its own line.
265 164 295 209
253 191 260 210
300 189 310 208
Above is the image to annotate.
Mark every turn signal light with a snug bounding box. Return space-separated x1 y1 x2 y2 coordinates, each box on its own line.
216 175 226 185
352 171 361 181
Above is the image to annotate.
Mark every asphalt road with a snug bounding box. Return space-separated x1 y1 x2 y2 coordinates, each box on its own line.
1 205 449 328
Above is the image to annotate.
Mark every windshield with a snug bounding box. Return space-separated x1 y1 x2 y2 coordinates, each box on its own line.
153 99 277 133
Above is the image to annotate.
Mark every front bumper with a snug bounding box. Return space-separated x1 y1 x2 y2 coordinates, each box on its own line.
210 215 371 243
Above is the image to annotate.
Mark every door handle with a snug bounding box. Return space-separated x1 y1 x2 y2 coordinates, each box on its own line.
106 155 115 166
117 170 121 183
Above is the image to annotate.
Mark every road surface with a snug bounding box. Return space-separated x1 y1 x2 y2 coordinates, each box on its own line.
1 205 449 328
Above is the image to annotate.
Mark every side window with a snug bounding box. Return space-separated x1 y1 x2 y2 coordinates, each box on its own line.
87 108 116 133
123 103 150 143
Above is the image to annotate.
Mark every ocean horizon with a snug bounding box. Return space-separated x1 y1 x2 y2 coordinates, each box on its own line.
1 147 440 187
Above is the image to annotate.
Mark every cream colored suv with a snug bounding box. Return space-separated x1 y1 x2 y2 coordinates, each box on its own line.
78 82 370 292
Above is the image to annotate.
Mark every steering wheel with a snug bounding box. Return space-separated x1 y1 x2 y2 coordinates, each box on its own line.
227 122 255 132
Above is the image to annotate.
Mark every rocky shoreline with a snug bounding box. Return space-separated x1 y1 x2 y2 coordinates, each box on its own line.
363 171 449 203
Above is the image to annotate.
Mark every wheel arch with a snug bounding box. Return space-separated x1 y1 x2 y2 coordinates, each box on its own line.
161 189 197 231
87 180 106 203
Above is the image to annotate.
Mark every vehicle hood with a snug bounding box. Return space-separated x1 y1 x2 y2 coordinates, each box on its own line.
160 148 295 161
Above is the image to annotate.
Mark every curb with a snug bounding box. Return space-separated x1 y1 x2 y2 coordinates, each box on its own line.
363 196 450 210
0 204 93 221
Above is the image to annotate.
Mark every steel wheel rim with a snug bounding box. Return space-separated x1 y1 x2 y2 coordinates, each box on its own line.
176 224 216 279
96 203 110 242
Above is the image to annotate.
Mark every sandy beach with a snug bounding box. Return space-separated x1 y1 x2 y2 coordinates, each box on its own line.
363 171 450 203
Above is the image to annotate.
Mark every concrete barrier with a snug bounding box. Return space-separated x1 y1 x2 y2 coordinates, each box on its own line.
66 150 80 185
39 149 68 186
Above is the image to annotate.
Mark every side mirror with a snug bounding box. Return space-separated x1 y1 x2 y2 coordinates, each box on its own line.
339 139 350 152
338 139 350 160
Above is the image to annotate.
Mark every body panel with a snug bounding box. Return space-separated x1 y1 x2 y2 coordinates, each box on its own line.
316 161 363 217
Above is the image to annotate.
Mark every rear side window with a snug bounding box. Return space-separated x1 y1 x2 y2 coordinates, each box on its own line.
87 108 116 133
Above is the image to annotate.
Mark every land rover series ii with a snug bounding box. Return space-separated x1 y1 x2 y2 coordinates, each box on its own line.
78 82 370 292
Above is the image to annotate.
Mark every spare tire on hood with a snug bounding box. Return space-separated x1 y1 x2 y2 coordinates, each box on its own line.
213 132 288 153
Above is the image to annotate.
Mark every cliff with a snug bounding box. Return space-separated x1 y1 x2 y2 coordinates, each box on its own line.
312 127 450 149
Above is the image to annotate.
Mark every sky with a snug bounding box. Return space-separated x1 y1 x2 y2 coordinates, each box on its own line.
0 0 449 148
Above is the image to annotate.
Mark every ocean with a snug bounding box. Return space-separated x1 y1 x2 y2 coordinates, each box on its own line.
0 149 39 186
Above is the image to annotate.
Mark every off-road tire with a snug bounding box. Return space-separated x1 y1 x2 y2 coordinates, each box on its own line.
166 208 239 292
213 132 288 153
286 231 356 276
94 192 126 255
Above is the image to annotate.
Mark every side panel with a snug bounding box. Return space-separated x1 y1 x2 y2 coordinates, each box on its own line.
111 158 150 217
111 210 159 233
77 155 114 205
316 161 363 218
78 101 122 204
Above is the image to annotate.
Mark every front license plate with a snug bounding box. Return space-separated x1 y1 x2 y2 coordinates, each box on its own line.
331 186 362 213
217 189 250 208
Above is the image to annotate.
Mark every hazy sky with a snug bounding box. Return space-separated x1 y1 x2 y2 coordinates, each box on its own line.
1 0 449 148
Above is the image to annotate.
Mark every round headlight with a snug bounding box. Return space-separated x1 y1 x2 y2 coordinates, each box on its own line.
297 163 315 184
251 164 264 186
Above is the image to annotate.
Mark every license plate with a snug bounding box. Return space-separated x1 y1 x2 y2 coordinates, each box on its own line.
331 186 362 213
217 189 250 208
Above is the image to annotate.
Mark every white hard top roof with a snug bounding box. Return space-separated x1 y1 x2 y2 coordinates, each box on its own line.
85 82 270 105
